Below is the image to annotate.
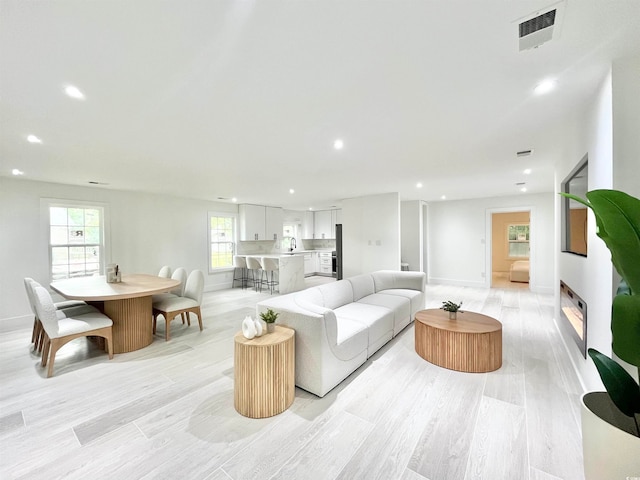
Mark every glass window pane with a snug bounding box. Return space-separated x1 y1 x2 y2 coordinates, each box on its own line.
68 227 85 244
509 242 530 257
50 207 68 225
84 209 100 226
50 226 68 245
51 247 69 265
69 247 85 264
85 226 100 244
67 208 84 226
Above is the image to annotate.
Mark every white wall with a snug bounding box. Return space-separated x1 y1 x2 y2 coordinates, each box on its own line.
342 192 400 278
428 193 555 293
556 69 614 391
401 200 422 272
0 177 237 327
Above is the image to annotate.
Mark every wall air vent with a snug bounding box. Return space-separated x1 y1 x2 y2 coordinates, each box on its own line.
517 149 533 157
516 2 564 51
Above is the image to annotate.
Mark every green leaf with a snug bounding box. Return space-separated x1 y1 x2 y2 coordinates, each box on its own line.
585 190 640 294
612 294 640 367
588 348 640 418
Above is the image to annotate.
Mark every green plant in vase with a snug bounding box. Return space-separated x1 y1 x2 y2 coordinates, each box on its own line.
441 300 463 320
260 308 279 333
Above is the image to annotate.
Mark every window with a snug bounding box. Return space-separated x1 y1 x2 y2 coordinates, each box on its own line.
508 224 530 258
209 213 236 270
49 204 105 280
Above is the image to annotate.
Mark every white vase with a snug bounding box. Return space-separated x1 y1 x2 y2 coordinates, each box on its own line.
242 317 257 339
581 391 640 479
253 317 263 337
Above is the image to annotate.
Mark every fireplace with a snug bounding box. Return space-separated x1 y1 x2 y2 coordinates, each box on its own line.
560 281 587 358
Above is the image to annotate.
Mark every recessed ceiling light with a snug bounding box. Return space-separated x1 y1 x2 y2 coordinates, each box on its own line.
232 197 238 203
520 187 528 192
441 195 446 200
523 168 532 174
308 207 313 211
534 79 556 95
27 134 42 144
289 188 295 194
65 85 85 100
416 182 423 188
333 139 344 150
12 168 24 176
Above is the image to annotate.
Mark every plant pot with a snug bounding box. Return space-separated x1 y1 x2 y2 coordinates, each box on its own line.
266 323 275 333
449 311 457 320
581 392 640 480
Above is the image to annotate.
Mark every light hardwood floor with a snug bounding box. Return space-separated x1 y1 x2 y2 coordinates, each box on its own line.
0 279 585 480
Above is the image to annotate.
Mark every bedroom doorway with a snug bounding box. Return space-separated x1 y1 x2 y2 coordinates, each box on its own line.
490 210 531 289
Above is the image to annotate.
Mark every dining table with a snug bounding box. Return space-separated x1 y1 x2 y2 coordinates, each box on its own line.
50 273 180 353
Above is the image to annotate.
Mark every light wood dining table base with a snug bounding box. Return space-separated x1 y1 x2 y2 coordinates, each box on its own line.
91 296 154 354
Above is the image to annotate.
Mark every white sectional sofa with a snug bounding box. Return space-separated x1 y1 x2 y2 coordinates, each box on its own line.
256 270 426 397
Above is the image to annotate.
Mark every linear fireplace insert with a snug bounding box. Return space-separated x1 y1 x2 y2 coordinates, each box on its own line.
560 281 587 358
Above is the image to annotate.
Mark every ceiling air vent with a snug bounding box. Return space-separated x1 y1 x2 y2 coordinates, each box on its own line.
517 149 533 158
517 2 564 51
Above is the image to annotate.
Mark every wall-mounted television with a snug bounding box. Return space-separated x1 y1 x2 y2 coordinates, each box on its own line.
562 154 588 257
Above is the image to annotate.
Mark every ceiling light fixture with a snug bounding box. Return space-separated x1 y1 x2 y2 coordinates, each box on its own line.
27 134 42 144
65 85 85 100
232 197 238 203
440 195 446 200
534 79 556 95
333 139 344 150
289 188 295 194
416 182 423 188
520 187 528 192
12 168 24 176
524 168 532 174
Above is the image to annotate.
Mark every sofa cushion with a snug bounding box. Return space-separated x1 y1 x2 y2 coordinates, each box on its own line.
347 274 376 302
331 316 369 360
377 289 424 314
358 293 411 334
334 303 393 356
372 270 426 293
317 281 354 310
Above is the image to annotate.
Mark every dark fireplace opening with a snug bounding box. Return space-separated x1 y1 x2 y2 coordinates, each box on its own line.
560 281 588 358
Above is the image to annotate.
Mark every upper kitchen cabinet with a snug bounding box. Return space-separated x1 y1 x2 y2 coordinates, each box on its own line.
265 206 283 241
314 210 332 239
302 211 315 239
239 204 283 241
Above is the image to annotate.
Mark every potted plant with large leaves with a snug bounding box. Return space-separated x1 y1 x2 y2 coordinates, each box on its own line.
561 189 640 479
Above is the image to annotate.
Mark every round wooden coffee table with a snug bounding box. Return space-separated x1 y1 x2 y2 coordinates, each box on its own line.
415 309 502 373
234 326 295 418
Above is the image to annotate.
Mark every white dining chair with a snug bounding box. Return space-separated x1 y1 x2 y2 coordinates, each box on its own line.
31 285 114 377
245 256 263 292
158 265 172 278
24 277 95 351
152 269 204 341
260 257 279 294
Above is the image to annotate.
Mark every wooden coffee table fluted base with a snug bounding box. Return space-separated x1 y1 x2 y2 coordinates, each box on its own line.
415 309 502 373
234 326 295 418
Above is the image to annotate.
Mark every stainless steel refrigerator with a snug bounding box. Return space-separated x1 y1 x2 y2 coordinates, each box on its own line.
336 224 343 280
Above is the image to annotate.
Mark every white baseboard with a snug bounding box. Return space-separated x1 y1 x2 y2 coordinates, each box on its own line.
0 314 31 333
428 277 487 288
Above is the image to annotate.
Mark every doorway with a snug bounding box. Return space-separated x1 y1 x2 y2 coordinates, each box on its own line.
490 210 531 289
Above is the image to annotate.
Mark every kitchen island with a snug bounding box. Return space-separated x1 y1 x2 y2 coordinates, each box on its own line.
243 254 305 294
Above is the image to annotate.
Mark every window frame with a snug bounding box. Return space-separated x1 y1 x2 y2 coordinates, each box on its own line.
42 198 110 282
208 212 237 273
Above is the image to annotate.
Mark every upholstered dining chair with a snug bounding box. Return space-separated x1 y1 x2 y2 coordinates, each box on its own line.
31 285 114 377
158 265 172 278
152 269 204 341
152 267 188 323
24 277 92 351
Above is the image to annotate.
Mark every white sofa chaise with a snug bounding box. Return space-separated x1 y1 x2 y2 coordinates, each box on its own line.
256 270 426 397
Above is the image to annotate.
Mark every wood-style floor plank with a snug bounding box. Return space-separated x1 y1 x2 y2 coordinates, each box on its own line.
0 279 586 480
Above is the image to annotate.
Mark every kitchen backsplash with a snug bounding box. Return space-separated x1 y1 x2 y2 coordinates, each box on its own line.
302 239 336 250
238 238 336 254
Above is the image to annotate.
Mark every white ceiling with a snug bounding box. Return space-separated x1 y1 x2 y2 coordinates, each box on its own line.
1 1 639 210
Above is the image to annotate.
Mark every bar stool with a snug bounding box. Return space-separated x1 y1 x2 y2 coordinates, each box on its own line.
245 256 263 292
232 255 247 289
260 257 279 294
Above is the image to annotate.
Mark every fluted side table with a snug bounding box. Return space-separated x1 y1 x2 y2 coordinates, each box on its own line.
234 326 295 418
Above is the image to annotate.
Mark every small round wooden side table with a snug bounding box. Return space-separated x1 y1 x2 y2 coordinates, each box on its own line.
234 325 295 418
415 309 502 373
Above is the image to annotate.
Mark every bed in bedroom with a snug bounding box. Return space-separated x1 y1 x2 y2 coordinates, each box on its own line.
509 260 530 283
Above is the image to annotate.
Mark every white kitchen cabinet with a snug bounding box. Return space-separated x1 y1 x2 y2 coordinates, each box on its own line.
314 210 332 239
318 251 332 276
265 206 283 241
302 211 315 239
303 252 318 276
239 204 283 241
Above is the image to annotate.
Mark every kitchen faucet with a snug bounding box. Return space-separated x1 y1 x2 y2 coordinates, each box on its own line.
290 238 297 252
